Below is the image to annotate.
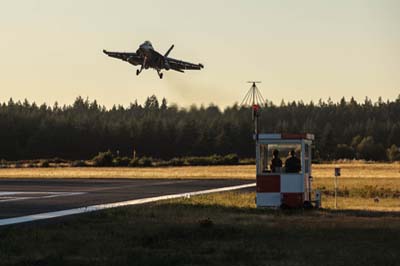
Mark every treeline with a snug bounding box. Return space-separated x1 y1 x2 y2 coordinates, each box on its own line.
1 95 400 161
91 151 241 167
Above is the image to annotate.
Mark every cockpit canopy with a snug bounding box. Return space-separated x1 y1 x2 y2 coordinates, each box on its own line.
140 40 153 49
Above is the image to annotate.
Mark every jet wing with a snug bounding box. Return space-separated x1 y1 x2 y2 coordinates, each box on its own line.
103 50 142 66
166 57 204 72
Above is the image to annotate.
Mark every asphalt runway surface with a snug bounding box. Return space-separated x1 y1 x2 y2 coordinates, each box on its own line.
0 178 254 220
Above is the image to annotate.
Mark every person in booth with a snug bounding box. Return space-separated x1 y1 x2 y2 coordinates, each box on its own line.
270 149 282 173
285 150 301 173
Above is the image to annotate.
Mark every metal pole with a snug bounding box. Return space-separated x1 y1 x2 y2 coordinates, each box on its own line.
252 83 255 105
334 174 337 209
242 81 263 141
254 113 259 140
334 167 341 209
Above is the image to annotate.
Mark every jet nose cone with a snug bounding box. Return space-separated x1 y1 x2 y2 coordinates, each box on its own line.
140 41 153 51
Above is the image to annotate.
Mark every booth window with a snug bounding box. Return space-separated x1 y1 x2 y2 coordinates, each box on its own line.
259 144 302 174
304 143 310 174
259 144 268 173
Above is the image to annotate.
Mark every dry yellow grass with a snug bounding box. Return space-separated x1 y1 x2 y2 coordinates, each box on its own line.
0 163 400 197
3 191 400 265
0 165 255 179
209 191 399 211
173 191 400 212
1 164 399 266
171 192 400 226
1 163 399 211
322 195 400 212
1 163 399 189
313 163 400 190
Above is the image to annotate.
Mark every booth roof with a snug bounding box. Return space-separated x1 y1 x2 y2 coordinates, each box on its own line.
256 133 314 140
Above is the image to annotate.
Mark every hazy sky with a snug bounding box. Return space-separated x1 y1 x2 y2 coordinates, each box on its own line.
1 0 399 108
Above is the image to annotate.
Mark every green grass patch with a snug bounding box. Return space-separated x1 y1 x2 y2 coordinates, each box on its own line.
1 192 399 266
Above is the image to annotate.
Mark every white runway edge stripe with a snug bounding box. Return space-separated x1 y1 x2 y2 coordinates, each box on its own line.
0 182 256 226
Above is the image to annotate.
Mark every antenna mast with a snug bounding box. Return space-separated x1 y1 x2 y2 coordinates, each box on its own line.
241 81 265 140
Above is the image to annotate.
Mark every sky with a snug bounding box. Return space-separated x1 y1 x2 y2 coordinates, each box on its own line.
0 0 399 108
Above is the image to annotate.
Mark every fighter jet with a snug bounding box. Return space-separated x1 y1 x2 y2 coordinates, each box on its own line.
103 41 204 79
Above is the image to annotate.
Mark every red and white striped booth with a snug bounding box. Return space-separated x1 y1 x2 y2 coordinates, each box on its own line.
255 133 314 208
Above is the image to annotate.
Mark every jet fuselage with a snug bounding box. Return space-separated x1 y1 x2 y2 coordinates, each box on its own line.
103 40 203 79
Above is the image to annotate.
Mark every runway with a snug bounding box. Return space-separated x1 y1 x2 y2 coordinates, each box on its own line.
0 178 255 225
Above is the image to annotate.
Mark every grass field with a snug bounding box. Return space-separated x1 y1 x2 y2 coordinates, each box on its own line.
1 163 399 265
1 192 399 266
1 163 400 186
1 163 399 210
0 165 257 179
